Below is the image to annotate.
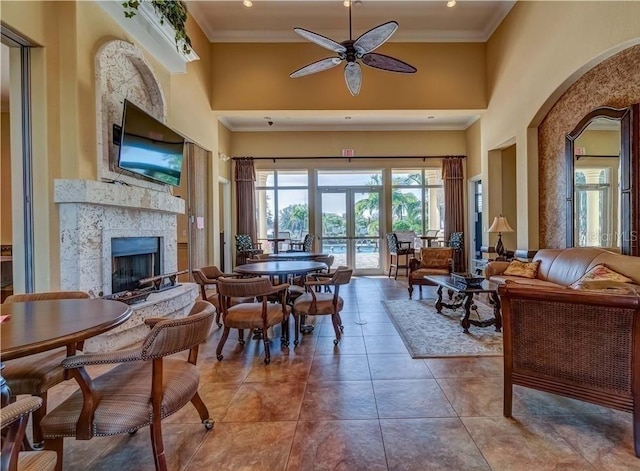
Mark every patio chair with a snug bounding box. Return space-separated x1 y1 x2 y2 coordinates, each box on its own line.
2 290 90 448
40 301 216 471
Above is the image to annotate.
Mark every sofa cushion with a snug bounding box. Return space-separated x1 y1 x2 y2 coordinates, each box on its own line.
503 260 540 279
419 248 453 269
568 264 634 290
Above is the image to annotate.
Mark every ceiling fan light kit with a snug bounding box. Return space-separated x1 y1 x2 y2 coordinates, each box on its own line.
290 2 417 96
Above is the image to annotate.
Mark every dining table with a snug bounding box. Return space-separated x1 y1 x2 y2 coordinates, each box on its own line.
0 298 132 405
266 252 329 261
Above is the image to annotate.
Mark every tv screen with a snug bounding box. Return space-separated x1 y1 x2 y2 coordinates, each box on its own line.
117 100 185 187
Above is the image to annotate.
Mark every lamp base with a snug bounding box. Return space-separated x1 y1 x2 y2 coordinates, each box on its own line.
495 234 505 258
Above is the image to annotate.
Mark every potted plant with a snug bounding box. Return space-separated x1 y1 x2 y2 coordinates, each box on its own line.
122 0 192 54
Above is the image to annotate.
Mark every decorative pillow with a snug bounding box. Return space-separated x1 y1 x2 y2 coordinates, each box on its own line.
420 248 453 269
503 260 540 279
568 264 633 290
571 280 639 294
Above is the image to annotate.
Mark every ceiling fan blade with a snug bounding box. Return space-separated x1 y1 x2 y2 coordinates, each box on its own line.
294 28 347 54
354 21 398 55
290 57 343 78
361 53 417 73
344 62 362 96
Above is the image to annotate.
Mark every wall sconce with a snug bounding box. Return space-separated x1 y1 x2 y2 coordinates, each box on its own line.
487 214 514 258
218 152 230 162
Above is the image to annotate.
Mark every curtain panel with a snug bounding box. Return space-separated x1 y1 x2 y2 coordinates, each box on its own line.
235 158 257 241
442 157 465 271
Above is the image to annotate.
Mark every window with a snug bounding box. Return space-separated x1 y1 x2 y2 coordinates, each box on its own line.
575 167 613 247
255 170 309 249
391 169 444 234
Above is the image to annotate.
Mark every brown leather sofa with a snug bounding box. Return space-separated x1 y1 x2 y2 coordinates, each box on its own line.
485 247 640 288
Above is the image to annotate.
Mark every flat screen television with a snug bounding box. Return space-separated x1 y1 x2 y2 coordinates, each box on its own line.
117 100 185 187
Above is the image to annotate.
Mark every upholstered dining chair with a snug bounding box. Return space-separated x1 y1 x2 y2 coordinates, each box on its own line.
386 233 413 279
291 266 353 346
1 397 58 471
40 301 216 471
215 276 290 364
235 234 263 266
2 290 90 448
192 266 254 328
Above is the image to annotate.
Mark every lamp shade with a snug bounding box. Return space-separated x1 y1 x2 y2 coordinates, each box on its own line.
488 215 514 233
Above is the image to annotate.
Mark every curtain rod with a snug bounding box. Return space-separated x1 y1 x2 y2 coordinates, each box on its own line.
232 155 466 162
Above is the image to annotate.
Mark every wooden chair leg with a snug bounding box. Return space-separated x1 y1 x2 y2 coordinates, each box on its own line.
149 419 167 471
31 391 47 447
44 437 64 471
294 315 300 345
331 314 341 344
216 327 231 360
263 333 271 365
190 392 210 422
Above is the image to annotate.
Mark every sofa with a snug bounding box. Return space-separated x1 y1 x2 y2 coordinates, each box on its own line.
485 247 640 289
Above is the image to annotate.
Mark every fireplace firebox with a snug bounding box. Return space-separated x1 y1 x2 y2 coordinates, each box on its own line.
111 237 162 293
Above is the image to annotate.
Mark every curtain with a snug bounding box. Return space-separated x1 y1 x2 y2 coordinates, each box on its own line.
442 157 465 271
235 158 257 241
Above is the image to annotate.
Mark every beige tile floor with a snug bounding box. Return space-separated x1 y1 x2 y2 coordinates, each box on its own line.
37 277 640 470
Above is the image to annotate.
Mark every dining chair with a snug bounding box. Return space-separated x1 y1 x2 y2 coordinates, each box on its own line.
0 397 58 471
235 234 263 266
386 233 413 279
291 266 353 346
215 276 290 364
289 233 314 252
40 301 216 471
2 290 90 448
192 266 254 327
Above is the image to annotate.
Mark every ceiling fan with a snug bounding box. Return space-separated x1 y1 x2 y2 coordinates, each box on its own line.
290 2 417 96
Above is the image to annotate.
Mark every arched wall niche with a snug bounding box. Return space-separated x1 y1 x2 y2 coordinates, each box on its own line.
95 40 167 188
538 44 640 249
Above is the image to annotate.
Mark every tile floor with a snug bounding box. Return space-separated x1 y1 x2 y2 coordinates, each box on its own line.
40 277 640 470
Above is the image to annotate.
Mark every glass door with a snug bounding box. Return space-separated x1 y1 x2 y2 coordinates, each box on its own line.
319 189 382 274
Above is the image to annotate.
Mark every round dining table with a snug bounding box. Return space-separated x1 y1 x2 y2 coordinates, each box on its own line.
266 252 329 261
0 298 132 404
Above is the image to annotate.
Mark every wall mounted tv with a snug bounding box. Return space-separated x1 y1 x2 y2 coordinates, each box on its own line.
117 100 185 187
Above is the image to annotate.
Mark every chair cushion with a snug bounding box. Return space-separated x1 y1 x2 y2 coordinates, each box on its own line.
40 359 199 438
419 248 453 269
293 293 344 316
224 303 289 330
206 293 254 312
3 349 67 395
17 450 58 471
410 268 450 280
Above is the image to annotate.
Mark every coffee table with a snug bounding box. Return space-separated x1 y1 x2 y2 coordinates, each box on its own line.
423 274 501 333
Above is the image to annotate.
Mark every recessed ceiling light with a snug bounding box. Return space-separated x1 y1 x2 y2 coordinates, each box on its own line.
243 0 253 7
427 116 435 120
345 116 352 120
447 0 456 7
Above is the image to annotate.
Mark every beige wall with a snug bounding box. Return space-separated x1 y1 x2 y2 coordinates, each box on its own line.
1 1 219 289
1 112 12 244
483 1 640 251
501 145 517 252
212 42 486 111
465 119 481 179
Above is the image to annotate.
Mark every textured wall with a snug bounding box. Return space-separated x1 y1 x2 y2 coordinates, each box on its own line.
539 45 640 248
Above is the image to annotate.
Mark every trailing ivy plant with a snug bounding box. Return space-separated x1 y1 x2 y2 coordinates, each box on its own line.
122 0 193 54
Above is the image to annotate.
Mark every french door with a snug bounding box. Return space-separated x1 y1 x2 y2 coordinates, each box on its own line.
318 188 382 274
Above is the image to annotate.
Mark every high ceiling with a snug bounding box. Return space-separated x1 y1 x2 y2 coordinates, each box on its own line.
187 0 515 132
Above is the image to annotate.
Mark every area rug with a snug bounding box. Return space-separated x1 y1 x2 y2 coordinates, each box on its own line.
381 297 503 358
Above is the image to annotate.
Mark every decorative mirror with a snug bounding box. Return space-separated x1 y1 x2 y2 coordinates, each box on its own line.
565 105 638 255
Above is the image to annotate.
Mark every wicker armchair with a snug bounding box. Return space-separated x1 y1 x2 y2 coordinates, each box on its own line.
291 266 353 346
215 276 291 364
1 397 57 471
499 283 640 456
2 290 90 448
40 301 216 471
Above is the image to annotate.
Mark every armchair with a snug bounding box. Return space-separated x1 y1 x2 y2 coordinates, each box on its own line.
235 234 263 266
408 247 454 298
1 397 57 471
40 301 216 471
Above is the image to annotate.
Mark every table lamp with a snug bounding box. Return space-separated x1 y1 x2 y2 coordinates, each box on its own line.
488 215 514 258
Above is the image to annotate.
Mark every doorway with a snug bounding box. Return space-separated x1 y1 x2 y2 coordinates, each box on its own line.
318 188 382 274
